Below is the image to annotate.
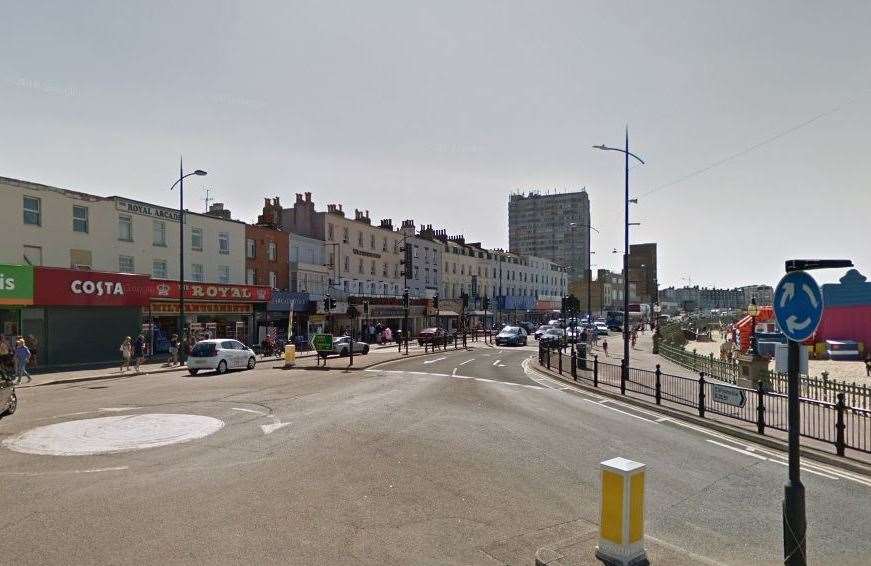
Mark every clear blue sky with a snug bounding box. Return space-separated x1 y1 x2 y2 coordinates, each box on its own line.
1 1 868 288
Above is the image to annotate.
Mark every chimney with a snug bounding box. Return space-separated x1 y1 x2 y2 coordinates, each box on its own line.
304 191 311 202
206 202 232 220
295 193 304 204
380 218 393 231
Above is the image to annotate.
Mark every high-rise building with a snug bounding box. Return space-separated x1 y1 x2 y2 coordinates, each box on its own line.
508 190 590 281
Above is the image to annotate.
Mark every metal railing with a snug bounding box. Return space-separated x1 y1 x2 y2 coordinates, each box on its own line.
541 343 871 457
659 342 871 408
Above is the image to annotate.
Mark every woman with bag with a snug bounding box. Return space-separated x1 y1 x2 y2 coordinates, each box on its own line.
120 336 132 373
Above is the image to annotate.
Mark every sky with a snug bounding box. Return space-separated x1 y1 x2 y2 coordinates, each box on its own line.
1 0 869 289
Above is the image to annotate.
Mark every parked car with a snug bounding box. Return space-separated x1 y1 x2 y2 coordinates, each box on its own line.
186 339 256 375
0 376 17 420
595 323 610 336
333 336 370 356
534 324 554 340
539 328 567 348
495 326 528 346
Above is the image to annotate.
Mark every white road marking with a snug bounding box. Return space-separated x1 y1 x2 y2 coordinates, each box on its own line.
583 399 659 423
498 364 507 367
765 458 839 480
423 357 447 364
452 368 457 376
458 359 475 366
261 422 292 435
1 466 130 477
3 414 224 456
99 407 141 413
232 407 269 416
705 439 768 460
492 360 501 366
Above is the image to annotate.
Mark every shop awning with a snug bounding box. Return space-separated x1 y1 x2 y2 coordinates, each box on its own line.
436 310 460 317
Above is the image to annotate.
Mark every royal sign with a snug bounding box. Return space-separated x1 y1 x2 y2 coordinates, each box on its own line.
151 280 272 302
34 267 152 307
0 264 34 305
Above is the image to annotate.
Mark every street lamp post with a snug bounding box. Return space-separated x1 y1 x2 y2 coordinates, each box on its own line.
169 161 207 341
595 130 644 381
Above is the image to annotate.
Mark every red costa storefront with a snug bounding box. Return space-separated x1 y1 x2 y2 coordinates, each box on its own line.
31 267 152 368
147 280 271 349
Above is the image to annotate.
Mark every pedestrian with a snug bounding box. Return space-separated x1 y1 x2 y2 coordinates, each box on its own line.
168 334 179 367
865 353 871 377
631 331 637 349
119 336 132 372
133 334 145 373
14 338 32 384
602 338 608 357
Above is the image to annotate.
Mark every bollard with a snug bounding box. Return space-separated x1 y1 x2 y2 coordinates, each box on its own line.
756 381 766 435
596 457 648 566
698 372 706 418
283 344 297 368
571 347 577 380
620 359 627 395
593 354 599 387
558 348 563 374
654 364 661 405
835 393 846 456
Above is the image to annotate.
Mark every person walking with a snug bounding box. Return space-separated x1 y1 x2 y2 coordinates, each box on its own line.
133 334 145 374
119 336 132 373
865 352 871 377
168 334 179 367
602 338 609 358
630 330 637 350
14 338 32 384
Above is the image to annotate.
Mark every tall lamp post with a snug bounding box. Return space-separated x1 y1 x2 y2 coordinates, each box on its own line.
595 130 645 380
169 162 207 340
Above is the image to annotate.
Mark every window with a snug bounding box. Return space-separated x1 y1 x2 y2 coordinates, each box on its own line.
119 255 135 272
119 215 133 241
153 220 166 246
357 281 363 294
246 238 256 259
343 280 349 292
70 249 92 269
23 196 41 226
328 223 335 241
370 260 376 275
191 263 204 282
344 256 350 272
342 227 349 243
22 245 42 266
269 271 277 288
192 227 203 251
218 265 230 283
358 258 364 274
267 241 277 261
152 259 168 278
73 205 89 233
246 268 255 285
382 238 388 252
383 262 388 277
218 232 230 255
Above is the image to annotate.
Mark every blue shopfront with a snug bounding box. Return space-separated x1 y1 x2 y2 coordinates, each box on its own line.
259 291 312 348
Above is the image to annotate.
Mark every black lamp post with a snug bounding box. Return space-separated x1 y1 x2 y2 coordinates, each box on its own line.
169 162 207 340
595 130 645 381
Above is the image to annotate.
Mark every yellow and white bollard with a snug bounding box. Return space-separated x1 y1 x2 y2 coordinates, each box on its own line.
596 457 649 566
283 344 296 368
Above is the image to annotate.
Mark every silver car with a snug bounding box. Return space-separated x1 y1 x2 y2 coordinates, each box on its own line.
332 336 370 356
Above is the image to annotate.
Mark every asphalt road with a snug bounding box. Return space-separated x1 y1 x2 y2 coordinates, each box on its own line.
1 343 869 565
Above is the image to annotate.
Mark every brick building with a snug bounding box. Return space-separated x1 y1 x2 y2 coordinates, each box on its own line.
245 207 289 290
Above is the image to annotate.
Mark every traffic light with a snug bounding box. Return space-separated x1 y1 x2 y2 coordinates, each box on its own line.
402 289 410 309
324 294 332 312
461 293 469 309
362 300 370 316
433 294 439 310
482 296 490 310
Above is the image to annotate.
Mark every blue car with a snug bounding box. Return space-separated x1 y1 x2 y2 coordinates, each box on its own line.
495 326 528 346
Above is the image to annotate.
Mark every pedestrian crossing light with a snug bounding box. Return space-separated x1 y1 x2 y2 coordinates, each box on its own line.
482 296 490 310
433 294 439 310
402 289 410 309
363 300 370 316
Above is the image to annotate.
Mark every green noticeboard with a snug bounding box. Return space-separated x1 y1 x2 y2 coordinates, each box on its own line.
311 333 333 352
0 264 34 305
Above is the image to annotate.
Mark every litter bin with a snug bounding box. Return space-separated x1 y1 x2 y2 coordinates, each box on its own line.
284 344 296 367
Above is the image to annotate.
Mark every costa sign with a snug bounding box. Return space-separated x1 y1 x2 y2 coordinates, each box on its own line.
34 268 152 306
151 280 271 302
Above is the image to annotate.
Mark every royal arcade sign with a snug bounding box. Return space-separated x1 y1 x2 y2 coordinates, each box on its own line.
116 198 182 222
152 280 272 302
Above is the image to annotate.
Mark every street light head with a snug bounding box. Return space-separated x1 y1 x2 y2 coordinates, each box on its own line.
593 144 608 150
629 198 638 204
194 170 207 176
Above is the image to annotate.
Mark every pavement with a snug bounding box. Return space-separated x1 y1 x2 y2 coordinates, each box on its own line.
1 341 869 564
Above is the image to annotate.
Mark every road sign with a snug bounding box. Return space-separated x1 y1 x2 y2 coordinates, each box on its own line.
712 383 746 408
311 333 333 352
773 271 824 342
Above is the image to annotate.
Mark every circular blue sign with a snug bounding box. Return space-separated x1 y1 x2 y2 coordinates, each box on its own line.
773 271 824 342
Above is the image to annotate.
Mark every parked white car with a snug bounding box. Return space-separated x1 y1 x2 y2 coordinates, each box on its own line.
187 339 256 375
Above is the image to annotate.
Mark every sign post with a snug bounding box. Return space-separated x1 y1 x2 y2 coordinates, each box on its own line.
311 333 333 367
773 263 841 566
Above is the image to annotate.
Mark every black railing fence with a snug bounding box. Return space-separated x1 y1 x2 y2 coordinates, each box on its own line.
539 343 871 457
